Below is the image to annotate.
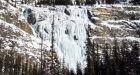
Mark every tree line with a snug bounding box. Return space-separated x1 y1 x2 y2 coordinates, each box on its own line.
36 0 115 5
36 0 140 5
5 0 140 6
0 39 71 75
0 38 140 75
83 36 140 75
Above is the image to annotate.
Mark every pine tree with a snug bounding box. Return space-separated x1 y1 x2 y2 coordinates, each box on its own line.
120 40 128 75
14 54 22 75
85 25 95 75
94 44 100 75
85 25 101 75
69 70 75 75
35 1 37 7
0 52 3 72
112 38 121 75
6 0 9 3
0 39 2 51
0 40 3 72
106 0 114 4
76 63 83 75
14 0 16 7
85 0 96 5
102 44 111 75
131 0 140 5
32 63 38 75
130 42 140 75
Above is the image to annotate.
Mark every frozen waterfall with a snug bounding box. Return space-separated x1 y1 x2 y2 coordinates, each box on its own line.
33 6 94 71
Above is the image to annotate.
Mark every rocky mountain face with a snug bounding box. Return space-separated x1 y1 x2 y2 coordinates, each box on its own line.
89 5 140 45
0 0 140 73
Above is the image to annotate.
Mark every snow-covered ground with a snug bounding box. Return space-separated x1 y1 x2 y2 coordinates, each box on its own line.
91 5 140 41
0 19 51 60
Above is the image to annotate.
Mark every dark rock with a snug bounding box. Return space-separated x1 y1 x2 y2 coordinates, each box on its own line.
129 15 136 20
36 25 40 32
23 8 31 18
28 8 32 13
27 13 36 24
65 29 69 34
87 10 96 23
87 10 92 19
64 9 70 16
23 8 36 24
44 28 48 33
74 35 78 40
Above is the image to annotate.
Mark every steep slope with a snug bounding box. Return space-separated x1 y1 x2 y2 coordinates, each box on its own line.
1 0 96 70
90 5 140 45
1 0 140 72
0 0 51 63
27 6 95 70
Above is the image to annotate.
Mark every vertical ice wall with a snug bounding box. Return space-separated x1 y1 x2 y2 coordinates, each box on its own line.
33 6 94 71
53 6 89 71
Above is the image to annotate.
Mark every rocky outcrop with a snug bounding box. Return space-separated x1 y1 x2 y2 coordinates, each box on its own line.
23 8 36 25
0 4 33 35
89 5 140 45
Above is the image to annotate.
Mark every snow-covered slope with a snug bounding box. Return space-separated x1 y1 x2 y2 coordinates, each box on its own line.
1 0 140 72
0 0 95 70
90 5 140 44
0 0 51 64
0 19 51 60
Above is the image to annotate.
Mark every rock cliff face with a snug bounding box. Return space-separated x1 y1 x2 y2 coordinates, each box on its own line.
89 5 140 45
0 0 140 71
0 0 51 63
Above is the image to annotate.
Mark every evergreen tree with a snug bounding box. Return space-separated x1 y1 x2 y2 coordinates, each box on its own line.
119 40 128 75
102 44 111 75
131 0 140 5
130 42 140 75
85 25 96 75
0 52 3 72
17 54 22 75
6 0 9 3
85 0 96 5
15 0 16 7
0 40 3 72
76 63 83 75
69 70 75 75
112 38 121 75
32 63 38 75
106 0 115 4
